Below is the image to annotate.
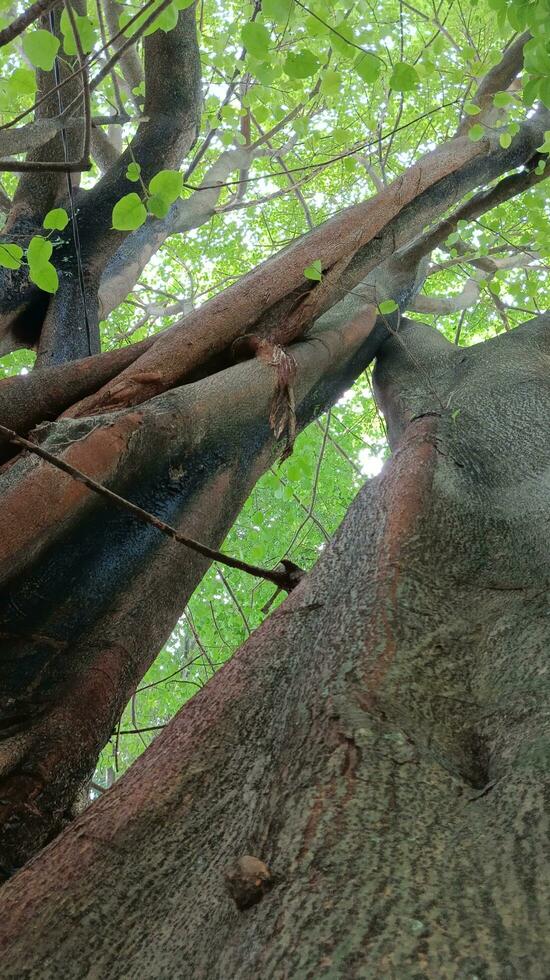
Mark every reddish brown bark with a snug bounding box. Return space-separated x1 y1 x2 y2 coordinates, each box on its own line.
1 315 549 978
0 335 154 460
67 136 489 415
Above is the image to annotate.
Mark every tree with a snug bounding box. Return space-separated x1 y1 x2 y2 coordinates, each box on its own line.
0 0 549 973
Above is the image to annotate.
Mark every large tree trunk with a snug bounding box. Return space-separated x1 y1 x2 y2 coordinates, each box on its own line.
1 314 549 977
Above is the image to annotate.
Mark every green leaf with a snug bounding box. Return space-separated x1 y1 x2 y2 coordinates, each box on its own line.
523 75 541 107
150 2 178 34
493 91 513 108
331 22 356 59
27 236 53 266
464 102 481 115
499 131 512 148
378 299 398 314
253 61 279 84
27 235 58 293
22 30 60 71
60 10 97 55
540 75 550 110
524 37 550 76
304 259 322 281
241 22 271 59
292 117 309 138
283 50 320 79
468 123 485 142
355 52 381 84
43 208 69 231
262 0 292 23
320 69 341 96
9 68 36 96
305 13 329 36
112 193 148 231
148 169 183 204
29 261 58 293
0 243 23 270
389 62 419 92
147 195 171 219
119 0 178 38
126 162 142 182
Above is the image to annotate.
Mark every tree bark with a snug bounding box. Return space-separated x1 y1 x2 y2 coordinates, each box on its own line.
0 300 387 873
1 313 549 977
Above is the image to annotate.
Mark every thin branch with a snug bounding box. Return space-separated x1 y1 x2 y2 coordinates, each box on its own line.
116 725 167 735
283 409 332 559
64 0 91 164
293 0 385 60
0 0 161 133
183 100 460 192
218 569 251 636
400 163 549 273
136 653 205 692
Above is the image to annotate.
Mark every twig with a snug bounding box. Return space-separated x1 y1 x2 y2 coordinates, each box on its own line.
116 725 167 735
218 568 251 636
293 0 384 60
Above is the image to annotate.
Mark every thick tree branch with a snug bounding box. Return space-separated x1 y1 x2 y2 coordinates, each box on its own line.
75 4 201 271
409 250 541 316
409 279 481 314
0 423 302 592
457 32 530 135
90 126 120 173
8 5 86 219
397 155 549 274
0 336 156 460
35 3 201 367
71 110 549 417
98 143 276 317
71 135 491 416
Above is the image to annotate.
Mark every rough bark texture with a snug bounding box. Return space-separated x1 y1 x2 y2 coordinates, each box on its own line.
1 313 549 977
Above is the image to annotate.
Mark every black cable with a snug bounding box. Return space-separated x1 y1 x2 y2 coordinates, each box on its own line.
49 7 92 356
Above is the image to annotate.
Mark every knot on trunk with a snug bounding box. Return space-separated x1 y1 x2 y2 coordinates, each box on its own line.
224 854 274 911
